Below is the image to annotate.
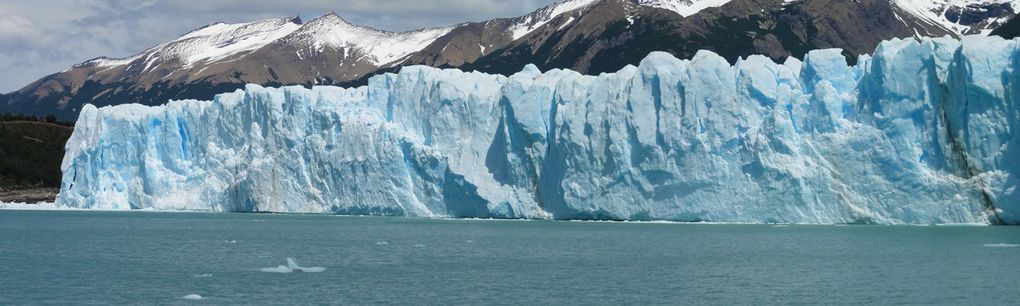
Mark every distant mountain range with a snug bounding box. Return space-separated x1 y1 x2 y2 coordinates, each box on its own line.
3 0 1020 121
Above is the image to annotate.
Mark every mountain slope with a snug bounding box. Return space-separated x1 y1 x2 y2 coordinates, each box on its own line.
991 14 1020 37
463 0 955 75
3 0 1019 121
893 0 1019 35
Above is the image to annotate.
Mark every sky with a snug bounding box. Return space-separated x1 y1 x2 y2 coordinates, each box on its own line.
0 0 560 93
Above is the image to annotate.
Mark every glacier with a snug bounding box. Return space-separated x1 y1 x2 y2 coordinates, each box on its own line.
57 35 1020 224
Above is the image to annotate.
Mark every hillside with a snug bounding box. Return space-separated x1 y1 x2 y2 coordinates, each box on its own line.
2 0 1018 121
0 119 73 187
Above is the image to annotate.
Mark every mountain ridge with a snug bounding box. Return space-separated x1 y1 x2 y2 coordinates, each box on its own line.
3 0 1020 121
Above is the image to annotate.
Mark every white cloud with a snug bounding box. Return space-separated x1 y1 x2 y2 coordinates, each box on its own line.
0 0 559 93
0 14 45 48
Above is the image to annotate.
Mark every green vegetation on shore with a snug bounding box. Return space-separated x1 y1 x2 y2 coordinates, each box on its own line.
0 114 73 189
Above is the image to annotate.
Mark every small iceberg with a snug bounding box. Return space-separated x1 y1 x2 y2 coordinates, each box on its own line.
182 294 203 300
983 243 1019 248
260 258 326 273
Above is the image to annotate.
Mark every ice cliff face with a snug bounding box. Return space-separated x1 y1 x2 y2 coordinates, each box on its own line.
58 36 1020 224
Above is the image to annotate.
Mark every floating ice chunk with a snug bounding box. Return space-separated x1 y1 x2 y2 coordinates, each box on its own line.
260 265 293 273
0 201 65 210
983 243 1019 248
288 258 326 272
182 294 203 300
298 267 326 272
260 258 326 273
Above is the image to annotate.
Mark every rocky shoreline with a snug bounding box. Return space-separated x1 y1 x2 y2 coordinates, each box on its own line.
0 187 59 203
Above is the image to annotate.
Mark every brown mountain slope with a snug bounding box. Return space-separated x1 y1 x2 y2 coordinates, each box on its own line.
1 0 1012 122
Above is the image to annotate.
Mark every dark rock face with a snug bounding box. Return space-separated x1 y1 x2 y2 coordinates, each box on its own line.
992 15 1020 39
945 3 1013 26
1 0 1014 122
464 0 944 76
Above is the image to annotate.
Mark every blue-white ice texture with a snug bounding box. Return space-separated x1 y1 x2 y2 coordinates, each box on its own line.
58 36 1020 224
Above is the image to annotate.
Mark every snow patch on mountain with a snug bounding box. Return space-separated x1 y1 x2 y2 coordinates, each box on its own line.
507 0 741 39
156 17 302 67
893 0 1020 35
508 0 598 40
77 17 302 70
638 0 734 17
77 55 143 69
289 13 454 66
69 13 453 71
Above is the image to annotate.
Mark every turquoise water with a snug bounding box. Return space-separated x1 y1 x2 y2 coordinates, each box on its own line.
1 211 1018 305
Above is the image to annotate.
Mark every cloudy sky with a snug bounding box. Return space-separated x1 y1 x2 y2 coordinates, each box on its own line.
0 0 559 93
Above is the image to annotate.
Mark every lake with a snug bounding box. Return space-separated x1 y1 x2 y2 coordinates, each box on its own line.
1 210 1018 304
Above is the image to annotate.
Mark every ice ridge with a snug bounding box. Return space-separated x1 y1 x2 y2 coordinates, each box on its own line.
57 36 1020 224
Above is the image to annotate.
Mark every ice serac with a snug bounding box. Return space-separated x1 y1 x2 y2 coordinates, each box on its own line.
58 36 1020 224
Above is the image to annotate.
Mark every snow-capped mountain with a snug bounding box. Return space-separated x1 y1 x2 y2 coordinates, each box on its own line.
4 0 1020 121
638 0 735 16
637 0 1020 35
281 13 455 66
507 0 750 40
508 0 600 39
893 0 1019 35
633 0 1020 35
80 17 302 70
77 13 455 71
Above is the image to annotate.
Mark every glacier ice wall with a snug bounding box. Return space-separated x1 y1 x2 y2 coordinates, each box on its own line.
58 36 1020 224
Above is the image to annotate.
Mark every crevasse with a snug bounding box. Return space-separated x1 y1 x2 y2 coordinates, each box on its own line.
58 36 1020 224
